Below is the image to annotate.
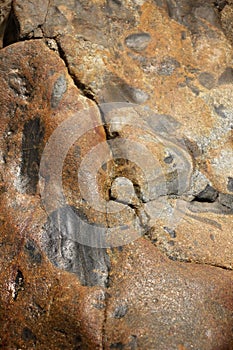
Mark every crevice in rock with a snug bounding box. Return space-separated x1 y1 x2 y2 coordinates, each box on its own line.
185 259 232 271
213 0 227 11
102 291 110 350
192 184 219 203
2 4 20 47
161 246 233 270
55 38 96 102
190 188 233 215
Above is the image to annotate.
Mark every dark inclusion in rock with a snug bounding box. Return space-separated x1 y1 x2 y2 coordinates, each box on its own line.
21 116 45 195
198 72 215 89
214 104 228 118
42 207 110 288
21 327 37 344
14 270 24 301
227 177 233 192
113 304 128 319
194 184 219 203
51 75 67 109
218 67 233 85
125 32 151 52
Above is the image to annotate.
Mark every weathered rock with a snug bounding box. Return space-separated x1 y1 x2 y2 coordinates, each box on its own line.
104 239 233 350
0 0 233 349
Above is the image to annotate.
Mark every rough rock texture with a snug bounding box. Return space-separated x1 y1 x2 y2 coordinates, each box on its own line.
0 0 233 349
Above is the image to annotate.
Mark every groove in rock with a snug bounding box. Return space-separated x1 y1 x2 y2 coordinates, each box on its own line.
3 4 20 47
55 38 96 102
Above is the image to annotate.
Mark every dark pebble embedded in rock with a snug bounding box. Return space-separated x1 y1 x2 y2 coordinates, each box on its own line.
21 327 37 343
214 104 228 118
164 155 174 164
218 67 233 85
227 177 233 192
51 75 67 108
210 234 215 241
113 304 128 319
125 33 151 52
195 184 218 202
198 72 215 89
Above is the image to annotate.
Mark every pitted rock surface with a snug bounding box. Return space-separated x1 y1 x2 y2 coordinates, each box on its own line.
0 0 233 349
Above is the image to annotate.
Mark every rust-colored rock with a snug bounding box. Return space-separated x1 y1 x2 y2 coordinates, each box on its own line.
0 0 233 349
104 239 233 350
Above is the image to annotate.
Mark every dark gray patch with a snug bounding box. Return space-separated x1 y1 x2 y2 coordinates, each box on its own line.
166 170 179 195
22 327 37 343
181 31 187 40
157 57 180 76
198 72 215 89
218 67 233 85
74 335 83 349
154 0 168 8
21 117 45 195
168 255 178 261
102 163 107 171
227 177 233 192
194 5 221 28
42 207 110 287
108 0 122 5
164 0 221 33
188 196 233 216
210 234 215 241
164 227 176 238
51 75 67 109
164 155 174 164
125 32 151 52
194 184 218 202
168 240 175 246
110 343 125 349
218 193 233 210
24 240 42 264
113 304 128 318
14 270 24 301
214 104 228 118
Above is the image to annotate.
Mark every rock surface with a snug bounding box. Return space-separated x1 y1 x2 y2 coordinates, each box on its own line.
0 0 233 349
